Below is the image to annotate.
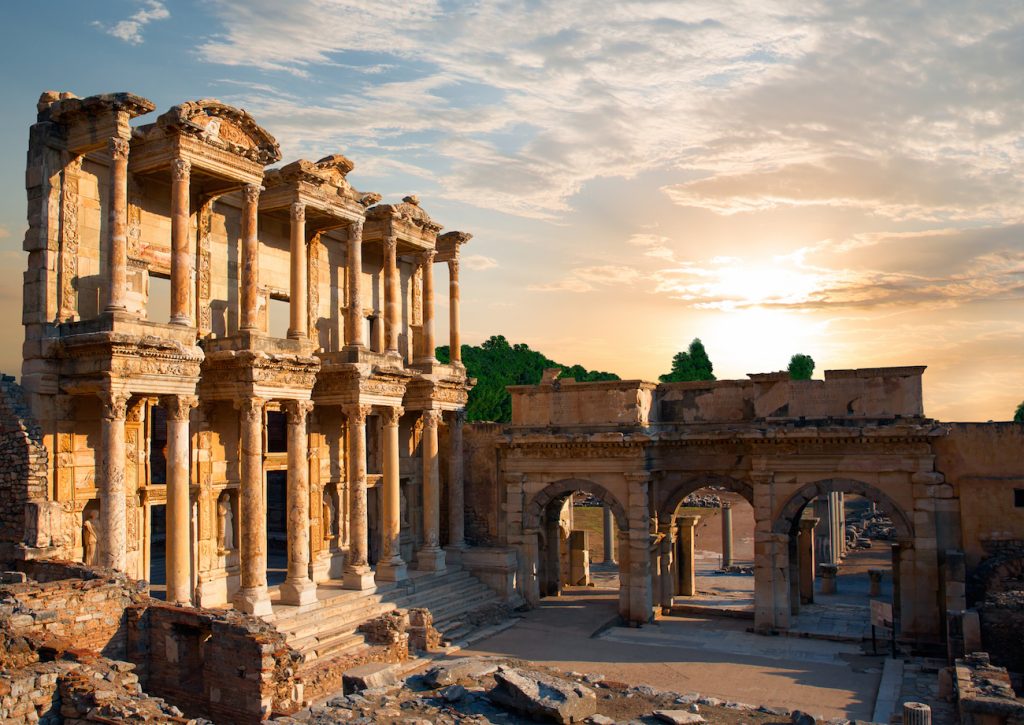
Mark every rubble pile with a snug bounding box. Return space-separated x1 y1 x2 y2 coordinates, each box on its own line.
844 511 896 548
682 493 723 509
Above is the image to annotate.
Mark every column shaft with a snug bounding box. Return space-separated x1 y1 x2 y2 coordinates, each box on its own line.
416 410 445 570
105 138 130 312
343 404 374 589
346 219 365 347
799 518 819 604
377 406 407 581
288 203 307 339
721 503 734 568
169 159 192 325
239 184 261 331
447 411 466 550
234 398 271 616
99 392 129 570
163 395 196 604
603 505 615 563
281 400 316 605
417 251 436 363
448 258 461 364
384 231 400 355
676 515 700 596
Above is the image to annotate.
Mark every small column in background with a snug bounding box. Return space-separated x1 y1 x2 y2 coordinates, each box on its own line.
675 514 700 596
721 502 734 569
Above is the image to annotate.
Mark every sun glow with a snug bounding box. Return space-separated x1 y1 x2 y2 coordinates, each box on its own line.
698 307 828 377
701 262 823 310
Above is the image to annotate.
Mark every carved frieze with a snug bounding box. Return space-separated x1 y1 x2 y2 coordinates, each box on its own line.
197 199 213 335
308 232 321 343
58 155 82 322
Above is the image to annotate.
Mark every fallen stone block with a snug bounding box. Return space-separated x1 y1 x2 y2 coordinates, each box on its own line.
441 684 467 702
587 715 616 725
791 709 817 725
341 663 401 694
655 709 707 725
423 657 500 687
489 668 597 723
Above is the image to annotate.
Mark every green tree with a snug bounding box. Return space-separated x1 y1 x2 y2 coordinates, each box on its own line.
788 353 815 380
1014 401 1024 423
659 338 715 382
436 335 619 422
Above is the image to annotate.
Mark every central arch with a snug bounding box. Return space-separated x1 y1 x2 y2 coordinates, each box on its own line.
772 478 914 540
524 478 628 533
658 474 754 524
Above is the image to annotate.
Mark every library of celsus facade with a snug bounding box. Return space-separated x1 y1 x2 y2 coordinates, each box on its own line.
17 90 473 615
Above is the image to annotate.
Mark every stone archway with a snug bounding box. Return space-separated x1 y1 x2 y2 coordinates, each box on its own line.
658 474 754 524
772 478 914 540
524 478 628 533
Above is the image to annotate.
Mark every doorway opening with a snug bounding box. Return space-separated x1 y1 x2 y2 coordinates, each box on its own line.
266 470 288 586
149 503 167 600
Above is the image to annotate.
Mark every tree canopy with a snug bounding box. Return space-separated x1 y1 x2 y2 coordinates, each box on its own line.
788 353 815 380
658 338 715 382
1015 401 1024 423
436 335 619 422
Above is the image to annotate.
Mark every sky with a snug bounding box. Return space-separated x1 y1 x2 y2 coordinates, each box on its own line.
0 0 1022 421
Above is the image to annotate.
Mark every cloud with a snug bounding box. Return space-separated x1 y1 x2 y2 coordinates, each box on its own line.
628 233 675 261
462 254 498 271
529 264 640 292
94 1 169 45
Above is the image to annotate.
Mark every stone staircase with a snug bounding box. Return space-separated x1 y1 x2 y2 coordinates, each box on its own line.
269 564 502 664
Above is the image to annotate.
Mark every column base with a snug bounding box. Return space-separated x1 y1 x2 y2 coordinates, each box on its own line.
375 559 409 582
233 585 273 617
416 546 447 572
444 544 467 565
343 565 377 590
280 577 318 606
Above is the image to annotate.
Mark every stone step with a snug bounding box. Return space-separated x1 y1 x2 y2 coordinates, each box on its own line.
284 600 398 644
299 631 368 661
396 586 497 623
391 580 492 611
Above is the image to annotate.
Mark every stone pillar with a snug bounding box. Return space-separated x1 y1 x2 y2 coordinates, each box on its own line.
163 394 197 604
239 184 261 331
287 202 307 340
603 505 615 563
343 403 374 589
233 398 271 616
281 400 316 605
820 563 838 595
383 229 400 355
868 569 883 597
446 411 466 552
105 138 130 312
345 218 365 348
659 529 674 610
417 250 437 363
721 502 734 569
376 406 407 582
798 518 818 604
417 409 446 570
169 158 192 325
903 703 931 725
675 515 700 596
543 508 562 596
99 391 130 570
448 257 461 365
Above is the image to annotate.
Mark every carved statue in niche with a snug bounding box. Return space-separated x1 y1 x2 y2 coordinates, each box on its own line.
323 490 336 542
400 487 410 529
217 493 235 552
82 510 98 566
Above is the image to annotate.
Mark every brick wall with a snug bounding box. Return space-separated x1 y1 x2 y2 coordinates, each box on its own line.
464 423 503 546
0 376 51 551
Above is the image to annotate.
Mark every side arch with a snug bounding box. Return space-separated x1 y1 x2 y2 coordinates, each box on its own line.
658 474 754 523
523 478 628 533
771 478 914 540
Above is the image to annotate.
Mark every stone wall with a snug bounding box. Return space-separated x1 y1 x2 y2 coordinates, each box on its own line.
978 591 1024 675
464 423 503 546
955 652 1024 725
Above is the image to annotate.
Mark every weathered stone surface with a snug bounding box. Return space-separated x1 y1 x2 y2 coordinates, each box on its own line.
654 710 707 725
489 667 597 723
423 657 500 687
342 662 402 693
791 709 818 725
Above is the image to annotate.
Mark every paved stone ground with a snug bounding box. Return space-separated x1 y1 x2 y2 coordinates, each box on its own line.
898 661 957 725
458 587 885 720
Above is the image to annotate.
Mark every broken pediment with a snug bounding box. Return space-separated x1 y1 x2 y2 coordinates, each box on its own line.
153 99 281 165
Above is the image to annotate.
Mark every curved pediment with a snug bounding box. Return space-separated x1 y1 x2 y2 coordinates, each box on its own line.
157 99 281 165
366 195 443 234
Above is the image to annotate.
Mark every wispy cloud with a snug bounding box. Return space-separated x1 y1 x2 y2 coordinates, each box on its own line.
94 1 169 45
529 264 641 293
463 254 498 271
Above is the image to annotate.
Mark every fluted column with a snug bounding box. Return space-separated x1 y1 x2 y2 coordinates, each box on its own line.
448 257 461 365
384 229 400 355
345 218 365 348
105 137 130 312
343 403 374 589
169 158 192 325
239 184 261 332
377 405 407 582
287 203 307 339
233 398 271 616
281 400 317 605
417 409 446 570
417 250 437 363
446 410 466 550
163 394 197 604
99 390 130 570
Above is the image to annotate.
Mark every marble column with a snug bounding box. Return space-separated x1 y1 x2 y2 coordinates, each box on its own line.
448 257 461 365
417 251 437 363
675 514 700 596
233 398 271 616
343 403 374 589
163 394 197 605
602 505 615 563
721 503 734 569
287 202 307 339
169 158 192 325
239 184 261 332
345 218 365 348
798 517 819 604
281 400 316 605
417 409 446 570
446 411 466 551
99 391 130 570
376 405 407 582
383 230 400 355
105 138 130 312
